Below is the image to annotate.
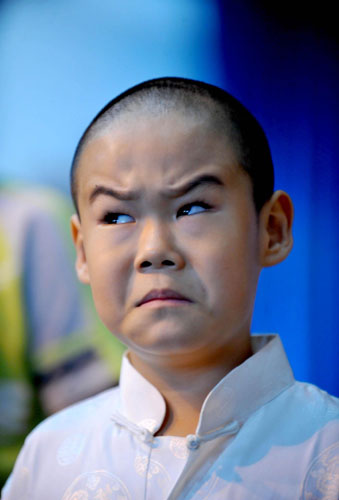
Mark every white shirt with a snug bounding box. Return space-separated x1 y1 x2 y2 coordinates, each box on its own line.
2 335 339 499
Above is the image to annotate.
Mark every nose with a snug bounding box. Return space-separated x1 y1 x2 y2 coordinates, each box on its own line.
134 218 185 272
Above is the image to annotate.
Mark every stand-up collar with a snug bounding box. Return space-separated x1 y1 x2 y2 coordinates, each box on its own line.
197 335 294 436
118 335 294 437
118 353 166 434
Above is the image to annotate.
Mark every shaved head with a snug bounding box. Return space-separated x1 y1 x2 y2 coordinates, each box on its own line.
71 77 274 214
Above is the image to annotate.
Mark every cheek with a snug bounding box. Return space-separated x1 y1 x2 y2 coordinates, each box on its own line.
85 242 131 328
194 233 260 311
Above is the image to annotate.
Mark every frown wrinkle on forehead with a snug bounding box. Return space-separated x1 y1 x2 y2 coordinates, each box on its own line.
75 96 238 193
77 113 241 217
88 174 225 208
116 113 237 173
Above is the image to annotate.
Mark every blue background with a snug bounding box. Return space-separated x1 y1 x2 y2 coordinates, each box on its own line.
0 0 338 395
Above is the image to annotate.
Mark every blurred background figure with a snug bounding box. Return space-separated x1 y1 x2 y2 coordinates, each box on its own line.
0 184 125 487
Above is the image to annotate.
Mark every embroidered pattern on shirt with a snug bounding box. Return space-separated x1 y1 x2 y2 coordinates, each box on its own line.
301 442 339 500
134 455 170 495
169 437 189 459
62 470 131 500
57 433 86 466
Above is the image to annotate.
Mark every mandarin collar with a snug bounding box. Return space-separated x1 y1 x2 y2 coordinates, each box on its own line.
118 335 294 437
119 352 166 434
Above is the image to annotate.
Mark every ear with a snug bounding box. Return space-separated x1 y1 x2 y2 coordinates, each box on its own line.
70 214 90 284
259 190 294 267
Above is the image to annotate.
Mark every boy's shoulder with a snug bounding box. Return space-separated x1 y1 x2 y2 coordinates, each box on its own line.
288 380 339 418
256 378 339 448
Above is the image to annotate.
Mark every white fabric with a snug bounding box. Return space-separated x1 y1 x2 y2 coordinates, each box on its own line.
2 335 339 499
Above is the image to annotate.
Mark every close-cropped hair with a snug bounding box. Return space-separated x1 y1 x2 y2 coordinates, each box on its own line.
71 77 274 214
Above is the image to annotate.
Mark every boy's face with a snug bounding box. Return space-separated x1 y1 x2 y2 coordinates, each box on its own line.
72 110 265 364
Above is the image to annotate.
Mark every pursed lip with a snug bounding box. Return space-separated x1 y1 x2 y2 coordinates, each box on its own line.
136 288 193 307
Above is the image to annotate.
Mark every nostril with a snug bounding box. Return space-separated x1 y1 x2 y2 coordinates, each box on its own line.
139 259 176 269
162 260 175 266
140 261 152 268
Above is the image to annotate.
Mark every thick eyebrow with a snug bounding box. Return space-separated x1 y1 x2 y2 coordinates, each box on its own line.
163 174 224 198
89 185 140 204
89 174 224 204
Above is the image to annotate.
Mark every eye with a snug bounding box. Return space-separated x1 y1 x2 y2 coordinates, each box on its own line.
101 212 135 224
177 201 212 218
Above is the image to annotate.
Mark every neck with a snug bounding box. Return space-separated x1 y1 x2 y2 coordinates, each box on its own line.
129 336 252 437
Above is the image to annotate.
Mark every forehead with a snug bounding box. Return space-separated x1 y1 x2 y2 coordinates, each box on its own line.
76 109 242 198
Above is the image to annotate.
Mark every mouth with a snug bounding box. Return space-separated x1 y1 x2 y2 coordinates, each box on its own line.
136 289 193 307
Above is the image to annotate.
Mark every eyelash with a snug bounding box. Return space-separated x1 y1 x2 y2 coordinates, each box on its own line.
101 213 134 224
100 201 212 224
176 201 212 217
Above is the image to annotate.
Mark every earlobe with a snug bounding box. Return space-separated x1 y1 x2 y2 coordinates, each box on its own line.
260 190 294 267
70 214 90 284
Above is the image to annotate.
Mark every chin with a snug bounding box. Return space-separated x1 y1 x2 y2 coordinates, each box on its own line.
126 324 207 356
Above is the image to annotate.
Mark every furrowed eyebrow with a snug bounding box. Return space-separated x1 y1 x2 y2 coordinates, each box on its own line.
89 174 224 204
163 174 224 198
89 185 140 203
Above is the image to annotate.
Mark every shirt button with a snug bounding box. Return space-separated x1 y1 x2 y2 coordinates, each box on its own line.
140 428 153 443
186 434 200 450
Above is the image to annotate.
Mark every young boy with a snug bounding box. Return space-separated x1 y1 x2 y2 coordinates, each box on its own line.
2 77 339 499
